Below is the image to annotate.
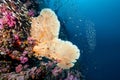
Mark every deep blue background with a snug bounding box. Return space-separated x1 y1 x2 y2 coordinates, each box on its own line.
39 0 120 80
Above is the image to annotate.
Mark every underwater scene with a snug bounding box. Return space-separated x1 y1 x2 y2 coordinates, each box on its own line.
0 0 120 80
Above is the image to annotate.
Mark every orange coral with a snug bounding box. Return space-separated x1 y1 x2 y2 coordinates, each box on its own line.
30 8 80 69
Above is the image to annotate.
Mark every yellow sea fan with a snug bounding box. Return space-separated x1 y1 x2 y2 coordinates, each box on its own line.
30 8 60 42
31 8 80 69
33 38 80 69
50 38 80 69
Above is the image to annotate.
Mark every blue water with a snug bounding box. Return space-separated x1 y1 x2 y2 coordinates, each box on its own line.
38 0 120 80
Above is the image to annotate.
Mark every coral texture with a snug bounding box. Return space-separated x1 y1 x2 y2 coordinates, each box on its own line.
31 8 80 69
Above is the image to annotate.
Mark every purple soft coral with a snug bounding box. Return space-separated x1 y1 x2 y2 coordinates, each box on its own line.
65 72 79 80
20 56 28 64
28 9 35 17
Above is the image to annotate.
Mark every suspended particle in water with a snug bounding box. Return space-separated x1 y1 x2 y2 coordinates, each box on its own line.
76 26 80 28
94 66 97 70
63 20 66 24
79 19 82 22
74 34 78 37
86 68 89 71
85 20 96 52
68 17 72 19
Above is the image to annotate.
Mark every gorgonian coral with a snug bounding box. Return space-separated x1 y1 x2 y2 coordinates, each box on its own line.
31 8 80 69
30 8 60 42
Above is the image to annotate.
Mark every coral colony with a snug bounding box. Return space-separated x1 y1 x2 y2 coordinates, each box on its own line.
0 0 83 80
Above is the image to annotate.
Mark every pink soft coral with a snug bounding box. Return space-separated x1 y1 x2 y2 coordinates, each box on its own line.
0 4 7 14
52 67 63 76
20 56 28 64
0 19 4 29
13 34 19 40
15 64 23 73
4 12 16 27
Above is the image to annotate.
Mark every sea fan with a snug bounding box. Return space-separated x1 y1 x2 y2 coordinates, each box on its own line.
31 8 80 69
